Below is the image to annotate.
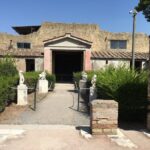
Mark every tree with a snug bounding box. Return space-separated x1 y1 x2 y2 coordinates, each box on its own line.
136 0 150 21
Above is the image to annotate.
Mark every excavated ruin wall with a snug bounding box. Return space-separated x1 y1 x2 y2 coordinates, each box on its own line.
0 22 149 52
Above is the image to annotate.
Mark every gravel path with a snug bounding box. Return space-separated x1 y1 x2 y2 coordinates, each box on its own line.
9 83 90 126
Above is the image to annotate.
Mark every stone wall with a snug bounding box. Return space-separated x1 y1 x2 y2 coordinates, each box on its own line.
90 99 118 135
0 22 149 53
15 57 43 72
92 60 130 70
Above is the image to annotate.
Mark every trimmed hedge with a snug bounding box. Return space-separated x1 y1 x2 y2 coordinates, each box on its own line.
24 72 56 91
0 70 56 112
73 65 148 121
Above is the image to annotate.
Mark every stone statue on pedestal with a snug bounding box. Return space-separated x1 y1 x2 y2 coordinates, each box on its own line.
17 70 28 105
82 71 87 81
91 74 97 88
19 70 25 85
39 71 46 80
38 71 48 93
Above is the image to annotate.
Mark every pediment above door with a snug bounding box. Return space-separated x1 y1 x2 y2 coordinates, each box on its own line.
43 33 92 50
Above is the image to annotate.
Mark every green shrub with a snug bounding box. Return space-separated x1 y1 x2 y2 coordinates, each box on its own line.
73 65 148 121
24 72 39 89
0 56 18 111
0 76 18 111
24 71 56 91
95 65 148 121
73 72 82 88
46 73 56 90
0 56 18 77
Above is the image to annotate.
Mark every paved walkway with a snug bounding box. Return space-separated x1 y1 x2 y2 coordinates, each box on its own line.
0 125 150 150
10 83 90 126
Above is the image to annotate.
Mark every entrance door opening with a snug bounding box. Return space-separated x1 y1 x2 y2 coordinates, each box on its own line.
52 51 83 82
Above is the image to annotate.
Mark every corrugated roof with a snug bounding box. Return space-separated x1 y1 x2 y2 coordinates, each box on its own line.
91 50 149 60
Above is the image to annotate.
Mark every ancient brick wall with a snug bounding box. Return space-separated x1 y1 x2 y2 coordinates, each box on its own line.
0 22 149 53
90 99 118 135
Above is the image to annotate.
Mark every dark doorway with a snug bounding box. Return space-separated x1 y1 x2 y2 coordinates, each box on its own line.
26 59 35 72
130 60 142 71
52 51 83 82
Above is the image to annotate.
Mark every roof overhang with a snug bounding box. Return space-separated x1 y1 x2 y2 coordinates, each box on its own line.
91 50 149 61
12 25 41 35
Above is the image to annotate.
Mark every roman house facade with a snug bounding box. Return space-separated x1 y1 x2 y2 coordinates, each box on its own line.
0 22 149 81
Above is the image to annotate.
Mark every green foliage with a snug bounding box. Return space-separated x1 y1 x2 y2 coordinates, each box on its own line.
46 73 56 90
73 65 148 121
96 66 148 121
136 0 150 11
73 72 82 88
0 55 18 77
24 71 56 90
24 72 39 90
0 70 56 112
136 0 150 22
0 76 18 111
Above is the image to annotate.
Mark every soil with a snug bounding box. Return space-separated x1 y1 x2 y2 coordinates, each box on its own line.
0 92 48 124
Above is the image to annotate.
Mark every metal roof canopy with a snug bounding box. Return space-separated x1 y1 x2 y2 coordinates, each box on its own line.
12 25 41 35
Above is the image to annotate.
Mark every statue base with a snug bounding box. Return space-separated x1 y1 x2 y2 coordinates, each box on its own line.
38 79 48 93
17 84 28 106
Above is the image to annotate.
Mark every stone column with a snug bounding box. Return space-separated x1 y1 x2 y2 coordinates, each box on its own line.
90 100 118 135
17 84 28 106
44 48 52 73
84 50 92 71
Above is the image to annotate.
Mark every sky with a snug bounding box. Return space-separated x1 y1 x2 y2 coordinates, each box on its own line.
0 0 149 35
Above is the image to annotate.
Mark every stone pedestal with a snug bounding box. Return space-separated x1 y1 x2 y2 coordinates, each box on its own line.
38 79 48 94
79 80 88 102
89 86 97 102
90 100 118 135
17 84 28 106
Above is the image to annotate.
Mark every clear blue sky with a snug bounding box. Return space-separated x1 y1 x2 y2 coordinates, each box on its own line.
0 0 149 35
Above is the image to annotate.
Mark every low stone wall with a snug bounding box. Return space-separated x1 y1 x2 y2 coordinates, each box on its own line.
90 99 118 135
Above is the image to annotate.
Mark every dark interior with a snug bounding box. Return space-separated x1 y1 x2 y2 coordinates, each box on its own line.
52 51 83 82
26 59 35 72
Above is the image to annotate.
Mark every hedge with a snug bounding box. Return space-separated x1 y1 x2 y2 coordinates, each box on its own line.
0 56 18 77
73 65 148 121
0 71 56 112
24 72 56 91
0 76 18 111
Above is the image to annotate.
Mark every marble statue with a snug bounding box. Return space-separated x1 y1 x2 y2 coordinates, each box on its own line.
82 71 88 81
19 70 25 85
91 74 97 88
39 71 46 80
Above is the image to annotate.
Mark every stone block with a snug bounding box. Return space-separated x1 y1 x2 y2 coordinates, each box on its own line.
17 84 28 106
90 99 118 135
38 79 48 93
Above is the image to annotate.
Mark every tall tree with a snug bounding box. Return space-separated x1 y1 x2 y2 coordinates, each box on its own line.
136 0 150 21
